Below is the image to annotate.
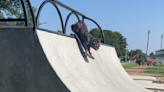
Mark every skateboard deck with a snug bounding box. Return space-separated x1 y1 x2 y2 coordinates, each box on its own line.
71 33 94 59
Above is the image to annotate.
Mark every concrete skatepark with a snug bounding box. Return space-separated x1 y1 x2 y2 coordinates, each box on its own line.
1 0 163 92
36 29 152 92
0 27 151 92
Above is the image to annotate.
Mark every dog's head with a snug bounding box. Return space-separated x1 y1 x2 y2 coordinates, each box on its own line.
71 21 87 33
71 24 76 32
92 38 101 50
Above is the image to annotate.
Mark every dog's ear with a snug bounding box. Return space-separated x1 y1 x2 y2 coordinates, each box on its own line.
93 38 101 44
96 38 101 43
71 25 74 30
97 38 101 42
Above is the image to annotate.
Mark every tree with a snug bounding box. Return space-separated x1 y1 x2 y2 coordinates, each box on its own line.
121 49 130 62
0 0 23 17
114 31 128 58
90 28 102 42
103 30 118 46
129 49 145 60
149 52 154 56
90 28 128 61
0 0 40 26
9 6 38 26
90 28 102 37
57 30 62 33
0 11 4 19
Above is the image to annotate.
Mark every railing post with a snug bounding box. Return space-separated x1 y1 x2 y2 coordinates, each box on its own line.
20 0 29 26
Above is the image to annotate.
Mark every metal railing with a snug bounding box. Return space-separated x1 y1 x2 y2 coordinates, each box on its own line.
0 0 105 43
0 0 35 28
36 0 105 43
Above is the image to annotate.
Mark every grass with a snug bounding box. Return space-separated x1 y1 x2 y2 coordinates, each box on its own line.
145 64 164 76
122 63 139 68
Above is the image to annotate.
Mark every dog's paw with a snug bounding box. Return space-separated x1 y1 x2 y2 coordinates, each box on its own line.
84 52 90 56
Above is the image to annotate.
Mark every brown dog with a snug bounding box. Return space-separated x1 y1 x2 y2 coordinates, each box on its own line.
71 21 101 55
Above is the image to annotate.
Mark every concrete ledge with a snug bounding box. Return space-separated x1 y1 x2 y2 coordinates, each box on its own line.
130 75 164 90
130 75 156 81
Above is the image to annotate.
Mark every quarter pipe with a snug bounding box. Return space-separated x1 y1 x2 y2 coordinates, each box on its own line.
0 27 150 92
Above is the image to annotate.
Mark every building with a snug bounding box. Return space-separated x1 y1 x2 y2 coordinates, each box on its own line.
153 49 164 63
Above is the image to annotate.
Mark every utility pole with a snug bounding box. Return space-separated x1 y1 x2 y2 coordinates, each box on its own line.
130 49 133 61
146 30 150 55
161 34 163 50
131 50 132 61
125 49 127 62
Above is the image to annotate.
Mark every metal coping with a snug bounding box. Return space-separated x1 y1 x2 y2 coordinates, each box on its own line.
36 27 112 47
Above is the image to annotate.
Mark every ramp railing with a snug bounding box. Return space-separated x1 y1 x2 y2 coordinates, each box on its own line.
0 0 105 43
0 0 36 27
36 0 105 43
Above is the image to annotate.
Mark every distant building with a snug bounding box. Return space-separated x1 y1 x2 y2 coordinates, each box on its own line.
152 49 164 63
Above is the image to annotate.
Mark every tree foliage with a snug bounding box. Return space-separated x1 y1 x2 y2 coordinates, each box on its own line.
89 28 147 61
0 11 4 19
114 31 127 58
149 52 154 56
57 30 62 33
129 49 145 60
0 0 39 26
90 28 102 39
0 0 23 18
90 28 128 60
0 11 4 27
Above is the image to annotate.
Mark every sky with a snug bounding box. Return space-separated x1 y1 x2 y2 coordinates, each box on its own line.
28 0 164 55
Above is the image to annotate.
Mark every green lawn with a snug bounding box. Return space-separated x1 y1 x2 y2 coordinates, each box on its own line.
145 64 164 76
122 63 139 68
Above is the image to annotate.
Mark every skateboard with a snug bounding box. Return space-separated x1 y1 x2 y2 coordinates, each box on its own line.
71 33 94 59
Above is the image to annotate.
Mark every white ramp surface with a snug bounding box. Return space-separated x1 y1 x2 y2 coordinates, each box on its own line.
36 29 150 92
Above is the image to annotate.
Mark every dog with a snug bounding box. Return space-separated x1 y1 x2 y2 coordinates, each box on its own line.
71 21 101 55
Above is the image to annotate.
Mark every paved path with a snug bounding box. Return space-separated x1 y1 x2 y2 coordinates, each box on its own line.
121 61 135 65
125 66 164 90
125 66 164 82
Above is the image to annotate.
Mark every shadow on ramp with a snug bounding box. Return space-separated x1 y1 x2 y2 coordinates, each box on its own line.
75 38 89 63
